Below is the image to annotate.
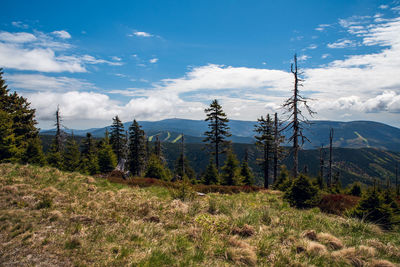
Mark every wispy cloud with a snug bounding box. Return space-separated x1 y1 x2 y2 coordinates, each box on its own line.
327 39 358 48
149 58 158 63
128 30 153 37
0 30 122 72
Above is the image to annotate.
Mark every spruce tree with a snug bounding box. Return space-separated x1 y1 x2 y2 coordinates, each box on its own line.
203 99 231 171
284 174 320 208
80 133 99 175
63 134 81 172
273 113 285 184
110 115 126 162
0 110 17 162
0 68 42 163
202 159 219 185
98 130 117 173
254 114 274 188
128 119 146 176
47 142 63 169
145 154 169 180
24 136 46 166
174 154 196 181
241 150 254 186
221 150 241 186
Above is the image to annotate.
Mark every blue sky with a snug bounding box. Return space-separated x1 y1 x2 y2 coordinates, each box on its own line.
1 0 400 129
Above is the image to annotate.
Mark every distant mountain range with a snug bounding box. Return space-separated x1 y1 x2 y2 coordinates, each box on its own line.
40 118 400 152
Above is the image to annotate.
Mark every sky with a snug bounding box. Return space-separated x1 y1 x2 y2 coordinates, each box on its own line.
1 0 400 129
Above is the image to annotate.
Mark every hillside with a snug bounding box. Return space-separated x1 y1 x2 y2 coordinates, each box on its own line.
160 144 400 187
1 164 399 266
40 119 400 151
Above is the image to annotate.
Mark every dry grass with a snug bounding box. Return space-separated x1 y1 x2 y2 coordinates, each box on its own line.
0 163 399 266
317 232 344 250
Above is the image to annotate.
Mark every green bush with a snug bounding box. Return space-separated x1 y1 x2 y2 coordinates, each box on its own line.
283 174 320 208
347 182 362 197
273 165 292 191
349 187 395 229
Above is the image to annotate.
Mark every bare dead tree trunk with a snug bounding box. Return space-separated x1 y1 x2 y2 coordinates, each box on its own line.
328 128 334 187
273 113 279 184
292 59 299 179
55 106 63 152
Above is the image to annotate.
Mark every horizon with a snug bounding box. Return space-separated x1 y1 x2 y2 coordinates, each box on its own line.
1 1 400 129
39 117 400 131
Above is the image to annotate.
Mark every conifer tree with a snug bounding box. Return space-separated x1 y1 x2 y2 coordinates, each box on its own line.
254 114 274 188
47 142 63 169
63 134 81 172
282 55 315 178
273 113 285 184
110 115 126 162
0 110 17 162
24 136 46 166
202 159 219 185
128 119 146 176
221 150 241 186
54 106 64 153
98 130 117 173
0 68 42 162
80 133 99 174
241 149 254 186
203 99 231 171
145 154 169 180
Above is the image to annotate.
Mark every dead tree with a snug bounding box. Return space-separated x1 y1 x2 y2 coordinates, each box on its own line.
54 106 65 152
328 128 334 188
283 54 315 178
181 134 185 179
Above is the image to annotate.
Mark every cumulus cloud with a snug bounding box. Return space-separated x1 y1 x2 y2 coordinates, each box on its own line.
52 30 71 39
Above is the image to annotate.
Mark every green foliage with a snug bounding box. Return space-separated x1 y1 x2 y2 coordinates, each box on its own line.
203 99 231 170
0 68 42 163
0 110 17 162
110 115 126 162
273 165 291 191
63 136 81 172
254 114 274 188
46 142 63 169
97 131 117 173
24 136 46 166
350 187 395 229
174 154 196 181
284 174 320 208
202 159 219 185
128 120 146 176
347 182 362 197
240 160 254 186
145 154 170 180
169 175 195 201
221 151 242 186
80 133 99 175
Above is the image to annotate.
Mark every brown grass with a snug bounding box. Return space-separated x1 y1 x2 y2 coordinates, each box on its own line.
306 241 327 255
369 259 396 267
227 236 257 266
317 232 344 250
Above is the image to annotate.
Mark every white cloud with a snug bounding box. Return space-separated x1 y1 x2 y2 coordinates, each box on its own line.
315 24 331 31
52 30 71 39
129 31 153 37
6 74 95 92
298 55 310 61
0 30 122 72
308 44 318 49
11 21 29 29
379 5 389 9
0 32 36 43
112 56 122 61
327 39 358 48
321 53 330 59
149 58 158 63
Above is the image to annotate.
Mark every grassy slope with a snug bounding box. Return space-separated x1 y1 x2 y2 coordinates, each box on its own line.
0 164 399 266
